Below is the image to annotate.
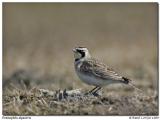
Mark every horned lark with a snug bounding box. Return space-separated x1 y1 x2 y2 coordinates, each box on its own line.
73 47 137 95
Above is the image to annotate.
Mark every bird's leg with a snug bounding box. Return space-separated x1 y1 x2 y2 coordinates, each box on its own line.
92 87 102 96
88 86 99 93
93 87 101 93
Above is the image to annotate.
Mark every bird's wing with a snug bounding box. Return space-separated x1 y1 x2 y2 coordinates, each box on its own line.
80 58 123 81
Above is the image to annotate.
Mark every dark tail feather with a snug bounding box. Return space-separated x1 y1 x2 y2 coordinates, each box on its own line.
122 77 143 93
122 77 131 84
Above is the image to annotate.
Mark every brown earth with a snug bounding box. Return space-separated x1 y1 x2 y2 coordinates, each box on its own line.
3 3 158 115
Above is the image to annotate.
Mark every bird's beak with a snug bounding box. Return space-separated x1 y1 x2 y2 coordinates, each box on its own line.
72 48 76 52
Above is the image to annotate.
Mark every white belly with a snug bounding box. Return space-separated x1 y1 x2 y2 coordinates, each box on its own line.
76 71 113 86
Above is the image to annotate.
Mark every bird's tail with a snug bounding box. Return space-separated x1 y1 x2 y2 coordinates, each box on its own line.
122 77 143 93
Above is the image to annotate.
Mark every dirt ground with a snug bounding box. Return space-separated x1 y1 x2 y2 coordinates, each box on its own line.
3 3 158 115
3 71 158 115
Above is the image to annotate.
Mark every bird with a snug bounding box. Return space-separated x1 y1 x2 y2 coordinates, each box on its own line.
72 47 140 95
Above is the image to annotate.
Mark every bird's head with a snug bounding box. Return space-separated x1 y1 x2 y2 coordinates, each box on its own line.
72 47 91 61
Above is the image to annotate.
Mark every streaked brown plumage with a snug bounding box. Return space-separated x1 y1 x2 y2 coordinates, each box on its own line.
79 58 122 81
73 47 132 95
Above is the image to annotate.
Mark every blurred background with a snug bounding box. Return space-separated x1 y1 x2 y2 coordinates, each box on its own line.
3 3 158 93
